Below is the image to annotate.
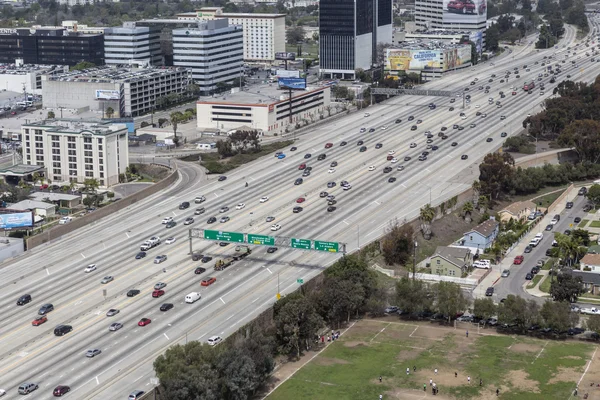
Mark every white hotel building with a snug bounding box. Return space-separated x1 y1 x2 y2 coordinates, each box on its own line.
104 22 162 67
172 19 243 94
22 119 129 187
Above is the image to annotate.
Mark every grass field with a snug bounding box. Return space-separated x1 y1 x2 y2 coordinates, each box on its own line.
579 219 590 228
267 319 600 400
527 274 544 289
539 275 552 293
590 221 600 228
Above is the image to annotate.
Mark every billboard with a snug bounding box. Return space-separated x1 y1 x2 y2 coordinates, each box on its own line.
0 211 33 229
275 52 296 61
469 30 484 55
95 90 120 101
277 70 301 78
443 46 472 71
442 0 486 24
385 49 442 72
278 77 307 90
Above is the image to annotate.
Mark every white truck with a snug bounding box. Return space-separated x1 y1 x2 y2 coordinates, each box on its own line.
140 236 161 251
580 307 600 315
185 292 201 303
529 233 544 247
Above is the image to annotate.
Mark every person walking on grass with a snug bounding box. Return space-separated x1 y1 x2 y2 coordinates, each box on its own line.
424 383 427 392
468 376 471 384
434 368 438 375
379 376 382 383
406 367 410 375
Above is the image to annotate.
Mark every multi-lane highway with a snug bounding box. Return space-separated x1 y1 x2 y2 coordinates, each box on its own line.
0 20 598 399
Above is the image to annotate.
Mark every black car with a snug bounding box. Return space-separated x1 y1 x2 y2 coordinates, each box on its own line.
524 245 533 253
218 176 227 181
17 294 32 305
135 251 146 259
564 229 572 235
432 146 439 151
584 204 593 212
568 327 585 335
486 138 493 142
451 142 458 147
404 156 411 161
411 126 417 131
368 128 375 133
388 177 396 183
574 217 582 223
579 187 588 195
304 153 311 159
546 248 553 256
485 287 494 296
294 178 303 185
449 107 454 111
207 216 217 224
441 126 447 131
293 206 303 213
327 182 336 188
160 303 174 312
317 154 327 160
383 167 392 173
127 289 141 297
531 266 540 274
416 120 422 124
442 135 449 139
375 143 383 149
395 119 402 123
219 242 229 247
39 303 54 315
54 325 73 336
545 224 553 231
340 141 347 146
525 273 533 280
267 247 278 253
179 202 190 210
501 132 508 137
194 267 206 274
461 155 468 160
408 116 414 121
320 191 328 198
360 146 367 152
290 146 297 151
327 206 336 212
166 220 177 228
356 140 364 146
453 124 459 129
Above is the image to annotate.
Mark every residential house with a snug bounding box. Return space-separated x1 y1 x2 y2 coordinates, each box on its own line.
587 245 600 255
569 270 600 295
498 200 536 223
462 218 500 251
29 192 81 209
580 254 600 273
430 246 473 276
10 200 56 218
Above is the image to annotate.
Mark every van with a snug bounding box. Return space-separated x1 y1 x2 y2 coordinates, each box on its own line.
18 382 38 394
185 292 201 303
54 324 73 336
128 390 145 400
16 294 31 305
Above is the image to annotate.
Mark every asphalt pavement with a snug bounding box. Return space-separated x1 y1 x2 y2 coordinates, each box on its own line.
0 20 598 399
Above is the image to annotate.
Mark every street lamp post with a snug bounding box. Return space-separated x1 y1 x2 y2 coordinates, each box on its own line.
413 241 418 281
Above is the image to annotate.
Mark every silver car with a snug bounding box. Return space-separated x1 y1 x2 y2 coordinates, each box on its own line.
109 322 123 331
101 276 114 284
501 270 510 277
85 349 101 358
154 282 167 290
106 309 119 317
154 255 167 264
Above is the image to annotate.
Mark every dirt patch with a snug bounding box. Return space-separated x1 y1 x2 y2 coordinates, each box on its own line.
416 370 466 388
343 320 386 341
396 349 422 363
411 326 451 340
344 341 368 348
132 163 170 180
386 387 454 399
510 343 541 354
548 367 584 384
501 370 540 393
561 355 584 360
313 357 350 366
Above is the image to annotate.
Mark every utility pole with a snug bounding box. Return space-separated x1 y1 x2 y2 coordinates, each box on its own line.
413 241 418 281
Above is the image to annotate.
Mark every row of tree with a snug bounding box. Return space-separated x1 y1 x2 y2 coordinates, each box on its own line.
214 130 262 158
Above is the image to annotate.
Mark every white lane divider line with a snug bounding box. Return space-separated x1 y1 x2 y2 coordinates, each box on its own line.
342 220 350 225
220 297 226 304
226 314 234 321
164 333 169 340
46 268 50 275
401 184 407 188
214 192 219 198
252 297 260 303
95 376 99 385
81 253 86 259
267 268 273 274
125 232 130 238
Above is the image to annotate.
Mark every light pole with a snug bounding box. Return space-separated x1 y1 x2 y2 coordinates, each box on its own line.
413 241 418 281
357 225 360 250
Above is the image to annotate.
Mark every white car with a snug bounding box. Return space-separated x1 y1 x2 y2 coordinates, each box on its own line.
368 165 376 171
388 150 395 155
165 237 176 244
328 168 336 173
461 115 467 120
410 143 417 148
84 264 97 273
271 224 281 231
58 216 72 225
162 217 173 224
343 185 352 191
236 203 245 210
381 125 387 130
475 104 480 108
260 196 269 203
207 335 223 346
390 158 398 163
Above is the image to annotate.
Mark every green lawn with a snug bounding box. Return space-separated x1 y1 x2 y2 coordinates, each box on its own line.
286 42 319 58
267 319 594 400
539 275 552 293
589 221 600 228
527 274 543 289
579 219 590 228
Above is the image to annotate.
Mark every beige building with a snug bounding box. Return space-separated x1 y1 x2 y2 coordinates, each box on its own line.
196 85 331 136
10 200 56 218
177 8 286 63
430 246 473 277
498 200 536 223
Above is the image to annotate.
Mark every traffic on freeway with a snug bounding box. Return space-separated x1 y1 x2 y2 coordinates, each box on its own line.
1 20 600 399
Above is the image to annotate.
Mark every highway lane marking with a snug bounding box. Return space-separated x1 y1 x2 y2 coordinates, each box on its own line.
226 315 234 321
342 220 350 225
46 268 50 275
213 192 219 198
198 333 206 340
220 297 226 304
96 376 99 385
266 268 273 274
401 184 407 188
125 232 130 238
133 375 143 383
163 333 169 340
81 253 86 259
373 200 380 205
446 155 452 159
252 298 259 303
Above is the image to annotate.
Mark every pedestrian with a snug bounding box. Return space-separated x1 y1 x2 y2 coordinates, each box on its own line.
466 330 469 338
379 376 382 383
327 335 330 342
480 378 483 386
413 366 417 372
575 387 578 396
468 376 471 384
430 378 433 386
496 388 500 396
435 368 438 375
424 383 427 392
455 372 458 378
379 395 383 400
406 367 410 375
321 335 324 343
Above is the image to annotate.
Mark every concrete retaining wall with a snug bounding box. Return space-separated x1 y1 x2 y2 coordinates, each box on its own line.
514 149 579 168
25 167 179 250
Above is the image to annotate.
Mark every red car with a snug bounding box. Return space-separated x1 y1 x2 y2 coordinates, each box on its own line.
53 385 70 396
40 184 49 189
32 316 47 326
298 163 306 170
138 318 152 326
325 143 333 148
447 0 485 14
201 277 217 286
386 155 394 161
152 290 165 298
513 255 524 265
296 197 305 203
512 91 517 95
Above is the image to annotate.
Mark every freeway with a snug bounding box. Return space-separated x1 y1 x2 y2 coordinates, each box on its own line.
0 22 597 399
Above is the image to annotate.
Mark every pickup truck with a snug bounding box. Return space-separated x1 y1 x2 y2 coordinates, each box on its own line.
580 307 600 315
214 257 235 271
140 236 161 251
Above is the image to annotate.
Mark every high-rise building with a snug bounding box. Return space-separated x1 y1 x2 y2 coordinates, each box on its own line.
172 19 243 94
104 22 162 67
0 28 104 66
319 0 393 80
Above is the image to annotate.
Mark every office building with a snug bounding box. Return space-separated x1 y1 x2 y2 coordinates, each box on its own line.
42 66 192 117
172 19 243 94
414 0 486 49
176 8 286 64
104 22 162 67
0 28 104 66
21 119 129 187
319 0 393 80
384 41 472 81
196 84 330 135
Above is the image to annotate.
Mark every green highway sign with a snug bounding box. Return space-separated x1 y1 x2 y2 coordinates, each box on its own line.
247 234 275 246
291 238 311 250
297 278 304 284
203 229 244 243
314 240 339 253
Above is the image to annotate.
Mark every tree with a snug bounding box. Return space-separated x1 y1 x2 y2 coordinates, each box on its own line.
558 119 600 163
286 25 305 44
274 294 323 358
170 111 183 146
82 196 94 208
318 277 365 327
381 220 415 266
419 204 435 240
540 300 578 333
462 201 474 223
158 118 168 128
70 61 96 71
432 281 469 322
472 298 497 321
105 106 114 119
478 152 515 199
586 314 600 334
47 111 55 119
550 273 584 303
587 184 600 209
83 178 100 193
497 295 539 331
395 277 432 316
486 25 500 51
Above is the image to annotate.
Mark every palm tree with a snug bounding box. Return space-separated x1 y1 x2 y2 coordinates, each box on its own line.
170 111 183 146
419 204 435 240
47 111 55 119
472 180 481 204
462 201 474 223
105 107 114 119
31 172 40 186
83 178 100 193
68 181 77 193
478 195 489 213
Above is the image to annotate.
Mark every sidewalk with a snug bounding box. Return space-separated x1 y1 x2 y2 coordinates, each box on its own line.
524 270 550 297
